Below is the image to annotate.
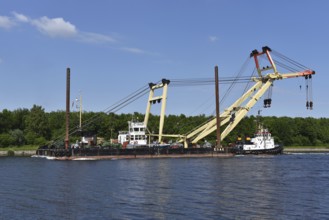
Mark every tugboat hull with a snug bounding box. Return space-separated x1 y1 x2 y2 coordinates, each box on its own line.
230 145 283 155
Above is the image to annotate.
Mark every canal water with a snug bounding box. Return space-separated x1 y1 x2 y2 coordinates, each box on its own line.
1 154 329 219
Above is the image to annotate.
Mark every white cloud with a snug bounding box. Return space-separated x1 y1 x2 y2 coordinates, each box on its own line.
79 32 116 43
122 47 146 54
31 16 77 38
209 36 218 42
9 12 77 38
12 12 29 23
16 13 115 43
1 12 153 54
0 15 15 29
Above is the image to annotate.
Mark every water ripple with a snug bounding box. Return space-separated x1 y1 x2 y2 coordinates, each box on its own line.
1 155 329 219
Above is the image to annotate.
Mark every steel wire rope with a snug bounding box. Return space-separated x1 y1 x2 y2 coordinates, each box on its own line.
309 75 313 106
184 57 252 136
305 76 309 106
271 49 311 70
166 78 253 133
219 57 252 107
272 59 300 72
271 50 314 110
210 57 253 115
70 86 150 134
270 54 302 72
51 90 150 146
262 50 314 110
258 53 300 72
169 77 252 87
68 85 149 132
49 84 152 146
102 85 151 113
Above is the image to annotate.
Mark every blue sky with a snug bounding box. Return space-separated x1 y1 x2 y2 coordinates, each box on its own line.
0 0 328 118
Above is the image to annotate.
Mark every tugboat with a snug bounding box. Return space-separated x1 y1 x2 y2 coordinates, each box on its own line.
118 120 148 149
230 125 283 155
117 120 171 149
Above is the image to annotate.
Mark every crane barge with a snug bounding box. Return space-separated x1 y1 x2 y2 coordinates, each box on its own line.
36 46 315 158
143 46 315 152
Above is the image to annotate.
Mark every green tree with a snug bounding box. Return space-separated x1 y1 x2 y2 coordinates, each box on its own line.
24 105 50 144
12 108 29 130
0 133 15 147
0 109 13 133
9 129 25 146
47 111 65 140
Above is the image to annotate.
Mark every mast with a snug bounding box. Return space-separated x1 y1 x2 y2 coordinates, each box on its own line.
79 92 82 129
215 66 221 150
65 68 70 150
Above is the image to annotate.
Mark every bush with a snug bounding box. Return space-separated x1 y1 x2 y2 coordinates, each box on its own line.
9 129 25 146
34 136 47 145
7 150 15 156
24 131 37 145
0 133 15 147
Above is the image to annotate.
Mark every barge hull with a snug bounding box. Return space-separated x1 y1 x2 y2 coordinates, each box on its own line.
36 147 234 160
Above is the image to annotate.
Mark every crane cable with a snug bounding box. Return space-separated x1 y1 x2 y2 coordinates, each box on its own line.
271 49 311 71
305 74 313 110
259 49 313 110
272 49 313 110
183 57 253 136
50 83 152 146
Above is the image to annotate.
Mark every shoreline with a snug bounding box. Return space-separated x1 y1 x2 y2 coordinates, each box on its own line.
0 148 329 157
0 150 36 157
283 148 329 153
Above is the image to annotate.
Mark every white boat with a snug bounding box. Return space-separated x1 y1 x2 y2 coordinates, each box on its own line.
231 125 283 155
118 120 147 148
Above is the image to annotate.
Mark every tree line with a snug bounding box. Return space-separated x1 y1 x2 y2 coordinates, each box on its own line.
0 105 328 147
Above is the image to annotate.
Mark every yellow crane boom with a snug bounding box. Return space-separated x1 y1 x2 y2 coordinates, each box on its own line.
144 46 315 148
186 46 315 145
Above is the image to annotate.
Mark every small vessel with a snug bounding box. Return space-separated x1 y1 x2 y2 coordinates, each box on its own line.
230 125 283 155
118 120 148 148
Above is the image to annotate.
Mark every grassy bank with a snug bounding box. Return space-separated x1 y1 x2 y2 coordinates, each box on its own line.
0 145 39 151
284 146 329 149
0 145 37 157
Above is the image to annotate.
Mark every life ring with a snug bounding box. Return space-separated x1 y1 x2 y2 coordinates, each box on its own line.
134 141 138 145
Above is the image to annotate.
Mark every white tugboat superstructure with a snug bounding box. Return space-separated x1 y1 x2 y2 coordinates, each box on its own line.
232 124 283 154
118 121 147 148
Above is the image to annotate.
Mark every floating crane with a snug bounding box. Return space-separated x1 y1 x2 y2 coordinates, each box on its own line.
145 46 315 148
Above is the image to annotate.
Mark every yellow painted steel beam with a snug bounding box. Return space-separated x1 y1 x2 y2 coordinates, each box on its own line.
189 68 315 144
144 88 154 128
280 70 314 79
144 79 170 144
188 81 263 143
148 48 315 147
219 80 273 141
158 83 168 143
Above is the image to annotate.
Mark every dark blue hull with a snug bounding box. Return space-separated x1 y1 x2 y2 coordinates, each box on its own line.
230 145 284 155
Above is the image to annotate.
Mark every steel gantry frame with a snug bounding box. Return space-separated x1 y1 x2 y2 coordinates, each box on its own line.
144 79 170 143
